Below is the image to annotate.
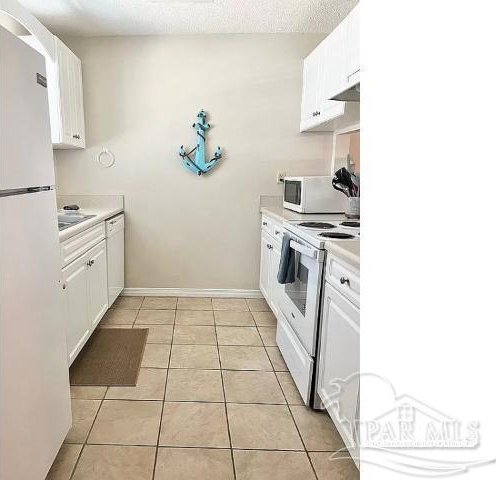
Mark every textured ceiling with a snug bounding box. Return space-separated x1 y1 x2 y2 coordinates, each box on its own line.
17 0 358 36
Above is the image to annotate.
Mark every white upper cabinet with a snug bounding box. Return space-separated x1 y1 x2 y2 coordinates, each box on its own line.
19 34 86 149
317 33 346 125
300 48 323 131
300 3 360 132
52 37 85 149
344 4 360 89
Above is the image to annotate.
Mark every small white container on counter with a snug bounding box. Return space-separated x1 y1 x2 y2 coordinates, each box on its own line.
346 197 360 219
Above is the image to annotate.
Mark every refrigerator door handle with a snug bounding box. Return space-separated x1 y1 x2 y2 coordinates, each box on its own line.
0 186 53 197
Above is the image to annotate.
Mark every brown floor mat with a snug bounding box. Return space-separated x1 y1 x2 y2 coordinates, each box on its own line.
69 328 148 386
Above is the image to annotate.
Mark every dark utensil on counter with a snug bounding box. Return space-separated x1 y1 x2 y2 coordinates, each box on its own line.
333 168 356 197
332 168 360 197
338 168 353 196
332 177 350 197
351 173 360 197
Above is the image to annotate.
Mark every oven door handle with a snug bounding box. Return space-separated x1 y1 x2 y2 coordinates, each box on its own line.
290 240 317 259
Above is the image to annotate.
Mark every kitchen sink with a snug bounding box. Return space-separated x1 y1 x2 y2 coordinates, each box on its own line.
58 213 96 231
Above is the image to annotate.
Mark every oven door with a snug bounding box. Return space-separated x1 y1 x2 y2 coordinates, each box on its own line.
278 237 324 356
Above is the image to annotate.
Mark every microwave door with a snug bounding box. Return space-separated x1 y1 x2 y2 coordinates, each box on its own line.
284 181 302 206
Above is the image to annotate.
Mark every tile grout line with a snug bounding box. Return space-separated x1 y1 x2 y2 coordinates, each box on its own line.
213 299 238 480
151 306 175 480
68 387 108 480
253 315 320 480
285 402 320 480
64 440 341 453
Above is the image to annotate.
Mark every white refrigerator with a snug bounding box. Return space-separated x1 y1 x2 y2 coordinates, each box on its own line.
0 27 71 479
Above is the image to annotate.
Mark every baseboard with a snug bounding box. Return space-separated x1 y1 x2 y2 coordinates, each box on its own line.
121 288 263 298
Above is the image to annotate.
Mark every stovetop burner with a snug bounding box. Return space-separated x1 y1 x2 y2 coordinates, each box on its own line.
340 221 360 228
318 232 356 239
298 222 336 229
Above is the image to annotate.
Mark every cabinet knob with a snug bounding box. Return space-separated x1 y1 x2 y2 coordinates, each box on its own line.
62 283 67 290
266 244 273 250
275 230 280 235
262 221 268 226
316 111 320 116
87 259 95 267
73 134 80 139
340 277 350 286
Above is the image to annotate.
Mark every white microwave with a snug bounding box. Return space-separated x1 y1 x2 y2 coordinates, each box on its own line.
283 176 347 213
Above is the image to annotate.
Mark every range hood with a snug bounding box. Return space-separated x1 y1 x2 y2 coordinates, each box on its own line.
331 83 360 102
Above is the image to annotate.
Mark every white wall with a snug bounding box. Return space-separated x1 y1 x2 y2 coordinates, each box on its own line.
55 34 333 290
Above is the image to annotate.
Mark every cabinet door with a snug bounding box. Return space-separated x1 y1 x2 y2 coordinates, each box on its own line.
56 41 75 146
345 4 360 87
55 38 85 149
62 253 89 365
269 242 282 317
260 231 272 302
87 240 109 331
71 56 85 148
107 226 125 307
319 34 346 122
300 48 320 131
318 282 359 451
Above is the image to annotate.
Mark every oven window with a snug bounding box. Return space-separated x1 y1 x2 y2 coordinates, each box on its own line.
284 181 301 205
284 262 308 315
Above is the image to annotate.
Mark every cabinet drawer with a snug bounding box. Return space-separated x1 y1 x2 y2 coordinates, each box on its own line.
271 221 283 247
61 222 105 268
106 214 124 236
326 256 360 307
261 215 272 234
276 315 313 405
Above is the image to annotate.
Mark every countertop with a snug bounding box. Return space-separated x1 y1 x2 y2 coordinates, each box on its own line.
325 240 360 271
260 205 347 223
58 194 124 242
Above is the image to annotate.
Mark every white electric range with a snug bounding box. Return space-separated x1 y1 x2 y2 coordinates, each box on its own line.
275 219 360 408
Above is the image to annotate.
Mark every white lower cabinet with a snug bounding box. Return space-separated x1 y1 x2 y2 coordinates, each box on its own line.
318 257 360 467
106 215 125 307
62 252 90 365
259 230 272 300
259 215 283 317
61 228 111 365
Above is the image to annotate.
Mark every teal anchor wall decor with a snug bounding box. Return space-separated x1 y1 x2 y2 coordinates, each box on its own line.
179 110 222 176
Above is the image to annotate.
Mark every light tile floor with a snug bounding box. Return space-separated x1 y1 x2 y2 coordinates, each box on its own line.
46 296 359 480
